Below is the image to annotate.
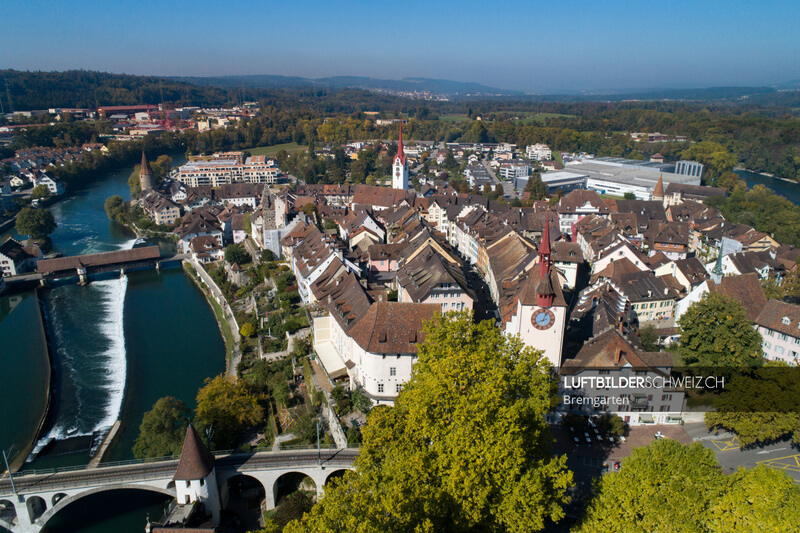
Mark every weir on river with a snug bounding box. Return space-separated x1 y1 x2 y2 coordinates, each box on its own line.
0 154 226 531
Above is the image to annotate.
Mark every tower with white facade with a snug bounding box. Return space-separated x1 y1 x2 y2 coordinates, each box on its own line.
392 125 409 190
172 424 222 523
505 215 569 367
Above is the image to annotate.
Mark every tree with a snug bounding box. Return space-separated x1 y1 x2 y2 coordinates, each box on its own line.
285 312 573 533
225 243 251 265
195 375 265 450
677 292 763 367
260 249 276 262
150 154 172 181
104 195 125 221
128 165 141 196
705 465 800 531
15 207 57 238
31 184 51 199
576 440 724 532
132 397 191 459
623 192 637 200
240 322 256 338
525 174 549 201
638 324 659 352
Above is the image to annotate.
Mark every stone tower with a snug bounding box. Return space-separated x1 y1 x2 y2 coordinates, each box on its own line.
139 151 155 192
652 174 665 205
173 424 221 523
392 124 409 190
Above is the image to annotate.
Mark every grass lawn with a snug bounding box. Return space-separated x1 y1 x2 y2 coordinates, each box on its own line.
552 151 564 165
249 142 306 157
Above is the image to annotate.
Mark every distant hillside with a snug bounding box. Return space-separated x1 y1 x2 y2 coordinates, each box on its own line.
0 70 238 111
171 74 525 97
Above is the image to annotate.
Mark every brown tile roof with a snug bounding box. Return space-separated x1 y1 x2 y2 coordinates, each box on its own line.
348 302 439 354
708 273 767 322
396 251 474 303
37 246 161 273
755 300 800 337
562 328 673 373
352 184 414 209
173 425 215 481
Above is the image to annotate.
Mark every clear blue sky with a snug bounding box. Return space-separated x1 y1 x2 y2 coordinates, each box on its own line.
3 0 799 93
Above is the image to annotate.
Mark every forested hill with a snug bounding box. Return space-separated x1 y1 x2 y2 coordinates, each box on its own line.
0 70 239 111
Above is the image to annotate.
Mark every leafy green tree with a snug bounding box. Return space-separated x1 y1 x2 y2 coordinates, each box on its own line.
150 154 172 181
597 413 627 438
677 292 763 367
705 465 800 531
704 365 800 446
525 174 548 200
15 207 57 238
260 249 276 262
104 195 125 221
285 312 573 533
577 440 724 533
681 141 736 184
31 184 51 199
225 243 251 265
240 322 257 338
638 324 659 352
132 397 191 459
128 165 141 196
195 375 265 450
623 192 637 200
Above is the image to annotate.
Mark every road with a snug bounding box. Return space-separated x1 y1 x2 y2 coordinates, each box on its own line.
685 422 800 482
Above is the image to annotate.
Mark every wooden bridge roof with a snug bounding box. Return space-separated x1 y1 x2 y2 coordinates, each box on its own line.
37 246 161 274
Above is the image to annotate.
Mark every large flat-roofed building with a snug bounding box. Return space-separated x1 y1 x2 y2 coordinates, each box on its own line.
515 170 588 194
177 155 279 187
565 157 701 200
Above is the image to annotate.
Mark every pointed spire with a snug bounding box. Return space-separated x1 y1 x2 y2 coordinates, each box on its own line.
139 151 154 192
539 212 551 277
140 151 154 176
396 124 406 165
653 174 664 198
173 424 215 481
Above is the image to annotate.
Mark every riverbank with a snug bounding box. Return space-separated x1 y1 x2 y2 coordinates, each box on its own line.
735 167 796 184
8 289 53 472
182 261 239 375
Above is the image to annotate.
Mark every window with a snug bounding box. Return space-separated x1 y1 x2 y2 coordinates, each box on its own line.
390 367 396 376
662 394 672 401
779 333 788 341
378 383 384 393
764 341 772 349
782 317 791 325
776 346 786 355
396 384 402 393
660 405 670 412
767 330 774 337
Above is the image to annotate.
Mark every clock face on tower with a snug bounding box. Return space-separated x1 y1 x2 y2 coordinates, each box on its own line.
531 308 556 330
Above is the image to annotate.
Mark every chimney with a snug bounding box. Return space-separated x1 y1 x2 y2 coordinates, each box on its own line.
614 348 623 365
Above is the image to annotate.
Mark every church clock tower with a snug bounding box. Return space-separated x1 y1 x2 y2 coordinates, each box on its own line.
392 124 409 190
505 214 568 367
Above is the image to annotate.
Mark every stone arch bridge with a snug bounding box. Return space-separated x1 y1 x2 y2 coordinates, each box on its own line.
0 448 358 533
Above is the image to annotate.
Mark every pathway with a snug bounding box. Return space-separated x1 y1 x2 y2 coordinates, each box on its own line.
189 258 242 377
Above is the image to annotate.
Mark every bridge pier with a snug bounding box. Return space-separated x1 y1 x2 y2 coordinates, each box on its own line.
77 267 88 285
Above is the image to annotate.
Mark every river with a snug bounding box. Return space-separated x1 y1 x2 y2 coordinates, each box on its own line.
735 169 800 205
0 155 225 532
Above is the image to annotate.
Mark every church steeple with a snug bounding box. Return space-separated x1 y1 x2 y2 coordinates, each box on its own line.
396 124 406 165
392 123 409 190
537 213 555 307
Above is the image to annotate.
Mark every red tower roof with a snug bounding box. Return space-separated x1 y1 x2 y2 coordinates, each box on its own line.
395 124 406 165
